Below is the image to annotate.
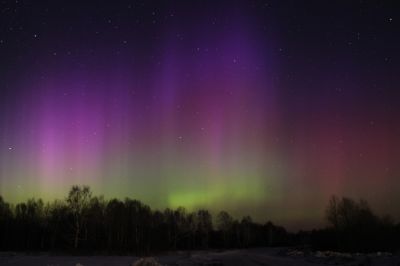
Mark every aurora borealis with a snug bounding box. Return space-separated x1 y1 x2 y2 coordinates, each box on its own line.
0 1 399 229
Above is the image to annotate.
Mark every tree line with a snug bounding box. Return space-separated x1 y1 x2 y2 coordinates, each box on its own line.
0 187 399 253
297 195 400 252
0 185 288 254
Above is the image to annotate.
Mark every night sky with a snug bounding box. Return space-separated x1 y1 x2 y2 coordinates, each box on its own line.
0 0 399 229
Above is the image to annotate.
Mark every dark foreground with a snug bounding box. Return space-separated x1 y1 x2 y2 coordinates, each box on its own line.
1 248 399 266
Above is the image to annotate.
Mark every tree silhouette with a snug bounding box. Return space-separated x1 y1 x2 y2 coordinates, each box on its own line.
196 209 212 249
326 195 339 229
66 185 92 249
323 195 397 252
0 188 398 254
217 211 233 248
0 196 12 249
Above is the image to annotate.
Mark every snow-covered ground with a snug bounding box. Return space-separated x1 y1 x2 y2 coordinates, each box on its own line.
0 247 399 266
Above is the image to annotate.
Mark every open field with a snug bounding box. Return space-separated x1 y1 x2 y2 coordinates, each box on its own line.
1 248 399 266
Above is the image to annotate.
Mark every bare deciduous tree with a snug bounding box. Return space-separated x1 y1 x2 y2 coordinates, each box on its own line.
66 185 92 249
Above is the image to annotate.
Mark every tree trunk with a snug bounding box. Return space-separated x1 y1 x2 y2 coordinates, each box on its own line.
74 221 80 249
